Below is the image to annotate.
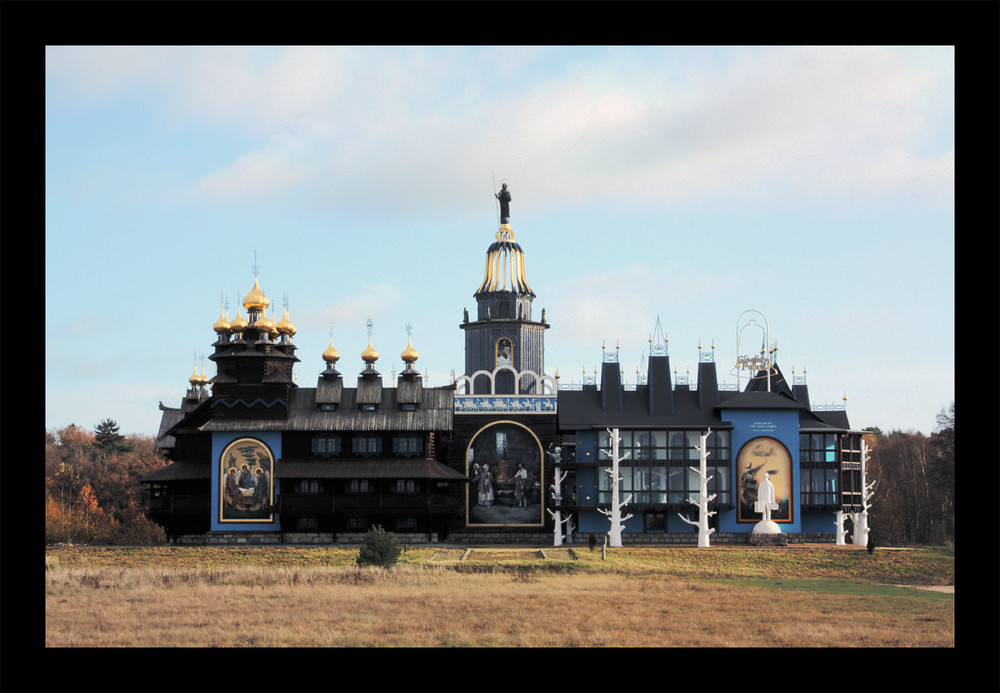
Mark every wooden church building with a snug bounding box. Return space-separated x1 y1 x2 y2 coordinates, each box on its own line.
148 189 865 545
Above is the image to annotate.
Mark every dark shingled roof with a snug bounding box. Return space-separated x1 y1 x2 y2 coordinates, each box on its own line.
809 408 853 431
143 460 211 482
716 389 807 411
198 385 453 433
558 387 735 430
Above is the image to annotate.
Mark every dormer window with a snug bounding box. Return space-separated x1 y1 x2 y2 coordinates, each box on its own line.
360 403 377 412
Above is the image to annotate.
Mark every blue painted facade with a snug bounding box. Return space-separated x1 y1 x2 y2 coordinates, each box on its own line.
210 431 282 532
559 350 860 541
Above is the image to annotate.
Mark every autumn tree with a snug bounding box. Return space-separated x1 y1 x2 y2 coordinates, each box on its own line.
45 423 168 544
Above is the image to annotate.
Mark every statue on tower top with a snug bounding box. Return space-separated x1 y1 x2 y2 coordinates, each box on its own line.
495 182 511 224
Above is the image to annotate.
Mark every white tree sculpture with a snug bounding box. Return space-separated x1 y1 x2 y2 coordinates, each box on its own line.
546 447 569 546
597 428 633 548
852 437 876 546
677 428 716 548
834 510 846 545
547 507 574 546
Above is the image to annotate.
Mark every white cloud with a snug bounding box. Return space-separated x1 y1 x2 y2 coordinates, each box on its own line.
189 132 315 202
49 46 953 217
308 283 409 336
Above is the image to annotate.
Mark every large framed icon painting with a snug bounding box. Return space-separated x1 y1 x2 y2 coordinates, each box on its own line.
736 436 792 523
467 420 543 526
219 437 275 524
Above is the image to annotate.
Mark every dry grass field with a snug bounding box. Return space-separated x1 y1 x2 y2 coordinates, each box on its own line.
44 544 954 648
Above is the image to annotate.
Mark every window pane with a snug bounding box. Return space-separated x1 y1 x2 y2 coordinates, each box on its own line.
688 467 701 490
650 467 667 503
667 466 685 502
599 468 612 491
712 466 729 492
620 466 633 491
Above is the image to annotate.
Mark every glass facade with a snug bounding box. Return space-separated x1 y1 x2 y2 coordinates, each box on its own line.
596 429 731 507
799 433 837 463
800 467 838 506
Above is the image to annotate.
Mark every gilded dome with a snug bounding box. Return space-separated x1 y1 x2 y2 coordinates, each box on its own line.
276 308 296 337
243 278 269 312
213 308 231 334
322 338 341 364
230 309 248 332
255 311 275 335
361 337 380 364
401 337 419 364
475 223 535 297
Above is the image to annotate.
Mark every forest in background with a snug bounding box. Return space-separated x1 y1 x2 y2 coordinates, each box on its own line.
44 404 955 546
864 403 955 546
45 419 167 544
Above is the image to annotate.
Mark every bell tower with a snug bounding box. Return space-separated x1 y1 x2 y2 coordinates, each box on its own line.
460 184 549 394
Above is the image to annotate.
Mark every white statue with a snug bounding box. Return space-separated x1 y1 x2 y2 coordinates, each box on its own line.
752 472 781 535
755 473 778 521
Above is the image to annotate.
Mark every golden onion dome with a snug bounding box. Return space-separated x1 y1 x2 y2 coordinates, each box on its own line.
400 337 419 364
243 278 269 312
267 311 280 337
188 366 201 385
322 338 341 364
276 308 296 337
213 308 231 334
361 337 380 364
255 311 275 334
197 364 211 385
230 309 248 332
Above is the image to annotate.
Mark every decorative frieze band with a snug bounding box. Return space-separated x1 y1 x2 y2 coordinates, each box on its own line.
454 395 557 414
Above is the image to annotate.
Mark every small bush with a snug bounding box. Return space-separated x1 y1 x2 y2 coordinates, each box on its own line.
356 525 402 569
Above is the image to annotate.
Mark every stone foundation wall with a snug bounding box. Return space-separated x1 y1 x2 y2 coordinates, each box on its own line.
170 531 837 546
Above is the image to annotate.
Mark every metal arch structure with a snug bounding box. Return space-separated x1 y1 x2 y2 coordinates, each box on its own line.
732 309 778 392
453 365 558 396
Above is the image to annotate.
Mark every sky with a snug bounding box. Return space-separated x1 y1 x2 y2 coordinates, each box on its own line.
44 46 955 438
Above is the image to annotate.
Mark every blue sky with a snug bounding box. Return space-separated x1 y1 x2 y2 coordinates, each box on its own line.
45 46 954 437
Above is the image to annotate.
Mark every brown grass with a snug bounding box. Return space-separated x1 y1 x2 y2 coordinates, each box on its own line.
45 549 954 647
